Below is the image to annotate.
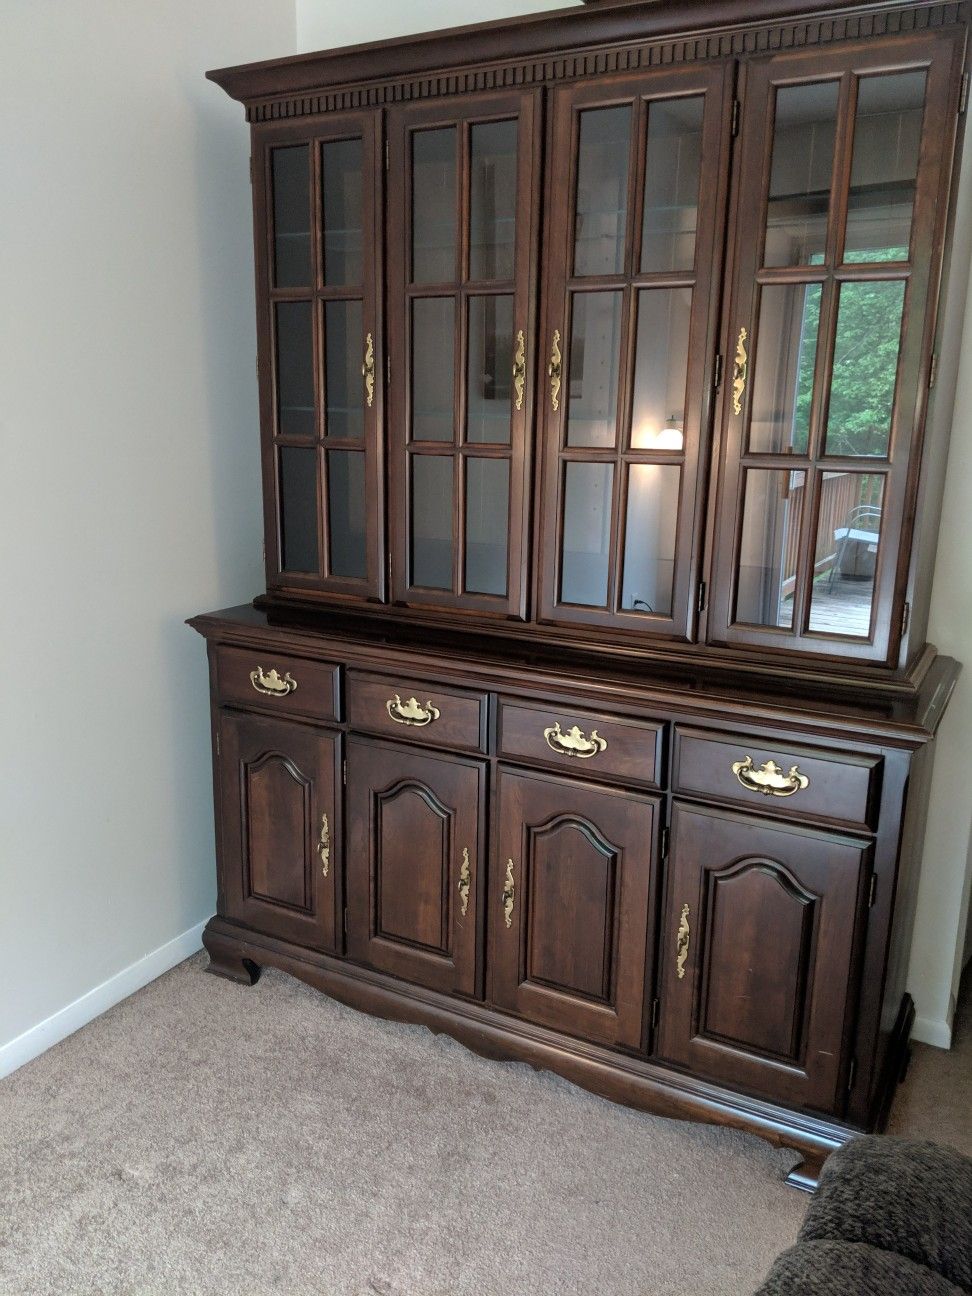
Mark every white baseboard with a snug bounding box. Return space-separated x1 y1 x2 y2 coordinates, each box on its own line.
0 921 206 1080
911 1013 953 1050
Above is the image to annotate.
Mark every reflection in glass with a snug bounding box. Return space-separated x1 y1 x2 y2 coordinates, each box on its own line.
641 96 704 273
272 145 311 288
845 72 926 263
279 447 319 572
412 128 457 283
327 450 367 579
324 300 363 439
765 81 839 267
560 462 615 607
467 296 513 444
620 464 680 617
566 292 623 448
825 281 904 457
470 120 518 281
630 289 692 451
411 298 455 442
275 302 315 437
322 138 363 286
465 458 509 596
411 455 454 589
808 473 884 636
574 106 632 277
735 469 805 629
748 283 821 454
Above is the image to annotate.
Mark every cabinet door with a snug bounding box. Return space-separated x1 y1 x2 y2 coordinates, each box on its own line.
537 63 732 638
656 803 869 1113
707 31 965 664
346 738 485 996
490 767 658 1048
218 712 341 952
255 112 384 600
387 91 541 618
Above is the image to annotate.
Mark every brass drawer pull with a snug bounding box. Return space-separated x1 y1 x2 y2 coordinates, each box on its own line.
386 694 440 727
318 813 330 878
731 755 810 798
250 666 298 696
675 904 691 980
543 721 607 760
731 326 748 416
362 331 376 408
502 858 515 929
458 847 471 918
548 329 562 412
512 329 526 412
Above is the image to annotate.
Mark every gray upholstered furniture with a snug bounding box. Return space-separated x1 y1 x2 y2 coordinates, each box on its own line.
756 1138 972 1294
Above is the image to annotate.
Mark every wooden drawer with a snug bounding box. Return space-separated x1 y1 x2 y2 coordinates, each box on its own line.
346 671 488 753
214 645 340 723
497 698 662 788
673 727 881 830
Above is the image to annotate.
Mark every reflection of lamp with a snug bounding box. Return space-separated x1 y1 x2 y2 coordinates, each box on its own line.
631 414 684 451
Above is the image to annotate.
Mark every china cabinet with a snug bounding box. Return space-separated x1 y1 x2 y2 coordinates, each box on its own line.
192 0 970 1189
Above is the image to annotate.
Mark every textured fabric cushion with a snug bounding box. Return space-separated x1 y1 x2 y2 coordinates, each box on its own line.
800 1137 972 1292
755 1240 966 1295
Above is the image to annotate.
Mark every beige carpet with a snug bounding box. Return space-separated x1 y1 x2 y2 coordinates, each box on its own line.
0 956 968 1296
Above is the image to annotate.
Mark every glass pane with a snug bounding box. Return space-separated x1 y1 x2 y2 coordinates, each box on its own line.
845 72 926 263
271 145 311 288
327 450 367 579
275 302 315 438
279 447 319 573
825 281 904 457
765 81 839 268
322 138 363 286
574 106 632 277
641 96 704 273
411 298 455 442
630 288 692 451
411 456 454 590
324 300 363 440
620 464 680 617
748 283 822 455
467 295 513 445
465 458 509 596
560 462 615 607
412 128 457 284
470 120 518 282
809 473 885 636
735 469 806 629
566 292 623 449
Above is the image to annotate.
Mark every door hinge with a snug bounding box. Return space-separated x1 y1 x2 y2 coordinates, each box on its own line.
869 873 878 909
661 826 670 860
650 998 660 1031
215 730 221 757
847 1057 857 1093
960 72 969 115
386 354 391 385
713 352 724 391
731 98 740 137
929 352 939 389
385 139 390 170
343 907 349 936
386 551 393 591
342 757 347 787
697 581 707 614
901 601 911 638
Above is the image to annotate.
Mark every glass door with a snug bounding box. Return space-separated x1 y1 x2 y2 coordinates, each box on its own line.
708 32 962 664
387 92 540 619
255 113 383 600
537 64 732 638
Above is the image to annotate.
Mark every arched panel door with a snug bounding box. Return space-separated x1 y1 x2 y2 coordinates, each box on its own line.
655 803 870 1114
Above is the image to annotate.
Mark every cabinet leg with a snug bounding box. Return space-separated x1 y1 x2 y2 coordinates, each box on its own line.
784 1149 828 1193
203 926 261 986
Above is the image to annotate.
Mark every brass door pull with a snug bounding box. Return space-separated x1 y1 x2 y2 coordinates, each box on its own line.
362 332 376 408
731 326 748 416
543 721 607 760
458 847 471 918
512 329 526 412
502 858 515 928
675 904 691 980
250 666 298 696
731 755 809 798
548 330 562 411
318 813 330 877
386 695 440 727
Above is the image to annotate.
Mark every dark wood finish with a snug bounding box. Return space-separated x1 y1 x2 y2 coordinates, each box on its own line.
346 737 486 996
497 698 663 788
345 669 488 753
215 643 340 722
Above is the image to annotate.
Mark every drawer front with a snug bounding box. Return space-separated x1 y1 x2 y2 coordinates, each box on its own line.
498 699 662 787
673 727 881 829
215 645 340 723
346 671 488 753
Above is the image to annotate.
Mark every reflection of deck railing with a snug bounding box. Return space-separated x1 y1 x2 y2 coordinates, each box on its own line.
781 471 860 595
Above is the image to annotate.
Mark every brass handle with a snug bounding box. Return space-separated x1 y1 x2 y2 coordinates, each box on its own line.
512 329 526 412
543 721 607 760
318 813 330 878
502 858 515 929
250 666 298 697
385 694 440 727
548 329 562 412
731 755 810 798
731 326 748 416
458 847 471 918
675 904 691 980
362 332 376 408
